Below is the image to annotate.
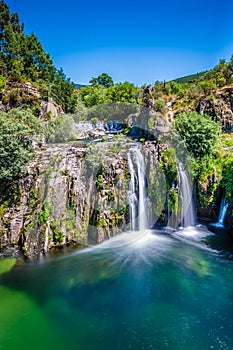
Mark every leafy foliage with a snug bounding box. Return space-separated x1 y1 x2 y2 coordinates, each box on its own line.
89 73 114 88
78 84 107 107
106 82 139 103
173 111 220 158
0 108 42 181
51 69 77 113
0 1 77 113
78 81 139 108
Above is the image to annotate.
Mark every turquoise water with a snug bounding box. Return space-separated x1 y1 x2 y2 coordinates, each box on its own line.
0 226 233 350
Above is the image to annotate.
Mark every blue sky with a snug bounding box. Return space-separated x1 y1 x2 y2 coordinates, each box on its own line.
6 0 233 85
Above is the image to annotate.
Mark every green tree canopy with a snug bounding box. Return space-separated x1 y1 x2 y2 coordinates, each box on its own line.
78 84 107 107
0 108 42 181
173 111 220 158
106 82 139 103
89 73 114 88
0 1 77 113
51 68 77 113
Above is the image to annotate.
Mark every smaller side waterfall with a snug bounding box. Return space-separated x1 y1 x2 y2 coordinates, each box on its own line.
217 196 228 226
179 163 195 227
127 146 148 231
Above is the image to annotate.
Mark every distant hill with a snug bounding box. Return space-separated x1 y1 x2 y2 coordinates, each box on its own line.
172 71 207 84
76 84 88 89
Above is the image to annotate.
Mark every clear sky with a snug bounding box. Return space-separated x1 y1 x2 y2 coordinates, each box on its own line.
5 0 233 85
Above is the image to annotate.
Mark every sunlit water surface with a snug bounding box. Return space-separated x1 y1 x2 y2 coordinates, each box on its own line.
1 226 233 350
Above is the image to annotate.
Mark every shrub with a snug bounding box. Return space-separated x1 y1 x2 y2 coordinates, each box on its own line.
173 111 220 158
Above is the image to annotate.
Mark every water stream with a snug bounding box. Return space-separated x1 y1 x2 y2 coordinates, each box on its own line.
127 146 148 231
179 163 196 227
218 195 228 226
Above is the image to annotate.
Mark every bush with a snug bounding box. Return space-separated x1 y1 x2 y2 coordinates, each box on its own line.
173 111 220 158
0 108 42 181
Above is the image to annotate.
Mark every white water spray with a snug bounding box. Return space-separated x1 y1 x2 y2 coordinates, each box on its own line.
127 146 148 231
217 195 228 226
179 163 195 227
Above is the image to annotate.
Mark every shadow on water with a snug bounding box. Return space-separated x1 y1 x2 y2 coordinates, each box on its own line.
206 224 233 260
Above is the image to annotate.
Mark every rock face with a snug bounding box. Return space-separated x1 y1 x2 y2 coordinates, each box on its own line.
0 133 231 259
0 82 41 111
40 99 63 119
0 82 64 118
0 142 131 259
143 85 154 109
197 87 233 132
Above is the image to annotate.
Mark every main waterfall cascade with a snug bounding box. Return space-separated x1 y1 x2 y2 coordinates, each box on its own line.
127 146 148 231
127 149 196 231
178 163 196 227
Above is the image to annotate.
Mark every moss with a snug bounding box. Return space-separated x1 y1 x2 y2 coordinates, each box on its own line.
107 191 114 202
0 205 5 219
107 143 122 154
160 147 178 189
65 208 76 233
97 218 106 228
169 190 179 214
96 176 103 191
50 222 63 244
39 199 53 224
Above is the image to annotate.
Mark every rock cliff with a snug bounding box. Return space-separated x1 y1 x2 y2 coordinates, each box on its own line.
0 141 133 258
198 87 233 132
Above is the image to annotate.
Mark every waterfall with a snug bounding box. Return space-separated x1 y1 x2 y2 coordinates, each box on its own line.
217 195 228 226
166 181 176 228
179 163 195 227
166 192 170 226
127 146 148 231
128 152 138 231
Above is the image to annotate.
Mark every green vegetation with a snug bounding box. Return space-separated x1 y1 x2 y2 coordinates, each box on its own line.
144 55 233 127
160 148 178 188
171 110 232 220
0 0 233 253
89 73 114 88
173 71 206 84
173 111 220 158
78 79 138 108
39 199 53 225
0 108 42 182
0 1 77 113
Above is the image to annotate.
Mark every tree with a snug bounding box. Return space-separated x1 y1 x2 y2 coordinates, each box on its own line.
0 108 42 182
89 73 114 88
0 1 77 113
51 68 77 113
173 111 220 158
78 84 107 107
23 33 55 82
106 82 138 103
